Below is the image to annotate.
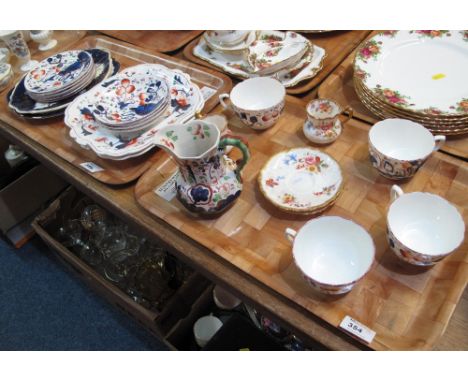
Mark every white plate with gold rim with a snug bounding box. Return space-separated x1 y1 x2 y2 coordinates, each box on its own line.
258 147 343 213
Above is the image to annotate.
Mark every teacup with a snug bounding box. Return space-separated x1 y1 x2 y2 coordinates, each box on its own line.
206 30 249 46
369 119 445 179
193 315 223 348
285 216 375 295
304 99 353 144
219 77 285 130
387 185 465 266
212 285 242 310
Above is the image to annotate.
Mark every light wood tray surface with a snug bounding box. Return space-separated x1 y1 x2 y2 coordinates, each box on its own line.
0 35 232 185
135 95 468 350
317 32 468 160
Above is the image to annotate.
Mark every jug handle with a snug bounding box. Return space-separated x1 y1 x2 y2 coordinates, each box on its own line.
219 135 250 174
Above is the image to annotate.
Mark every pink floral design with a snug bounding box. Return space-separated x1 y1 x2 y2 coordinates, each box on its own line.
411 30 451 38
373 85 413 107
265 178 279 188
357 40 382 63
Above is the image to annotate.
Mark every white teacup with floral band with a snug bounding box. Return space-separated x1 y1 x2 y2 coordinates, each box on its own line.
387 185 465 266
219 77 285 130
285 216 375 295
206 30 250 46
303 98 353 144
369 119 445 180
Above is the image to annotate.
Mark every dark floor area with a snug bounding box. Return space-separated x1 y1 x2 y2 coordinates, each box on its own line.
0 236 168 350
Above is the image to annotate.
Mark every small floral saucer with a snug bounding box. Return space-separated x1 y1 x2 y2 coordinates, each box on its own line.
258 147 343 214
303 119 342 144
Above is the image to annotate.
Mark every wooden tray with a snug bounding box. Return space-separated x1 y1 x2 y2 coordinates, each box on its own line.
183 30 371 95
317 33 468 161
0 35 232 185
97 30 203 53
135 96 468 350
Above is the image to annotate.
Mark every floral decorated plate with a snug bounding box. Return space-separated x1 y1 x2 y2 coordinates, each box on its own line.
8 49 115 116
24 50 93 95
258 147 343 213
65 66 204 160
247 31 309 75
193 30 326 88
91 64 169 127
354 30 468 116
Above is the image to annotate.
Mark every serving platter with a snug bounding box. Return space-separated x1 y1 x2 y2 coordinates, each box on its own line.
184 30 371 95
0 35 232 185
97 30 203 53
135 96 468 350
317 34 468 160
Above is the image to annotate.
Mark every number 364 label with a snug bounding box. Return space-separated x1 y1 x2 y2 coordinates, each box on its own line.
339 316 376 344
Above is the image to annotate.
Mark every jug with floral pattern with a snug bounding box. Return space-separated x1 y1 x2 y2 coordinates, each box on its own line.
153 120 250 216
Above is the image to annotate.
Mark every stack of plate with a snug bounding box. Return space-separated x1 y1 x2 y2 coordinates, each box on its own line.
90 66 170 141
353 30 468 136
7 48 120 119
258 148 343 214
24 50 95 103
65 63 205 160
194 30 326 88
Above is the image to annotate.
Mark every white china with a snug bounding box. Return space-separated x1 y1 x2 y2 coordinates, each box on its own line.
387 185 465 266
354 30 468 117
304 98 352 144
247 32 309 75
193 315 223 347
219 77 285 129
285 216 375 294
212 286 242 310
258 147 343 214
205 30 250 46
0 30 38 72
193 30 326 88
30 30 58 51
203 31 257 54
369 119 445 179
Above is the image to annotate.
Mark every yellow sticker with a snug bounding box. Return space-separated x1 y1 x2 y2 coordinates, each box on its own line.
432 73 446 80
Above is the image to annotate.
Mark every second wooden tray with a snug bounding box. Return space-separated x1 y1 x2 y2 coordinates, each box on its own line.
317 32 468 161
135 96 468 350
0 35 232 185
183 30 371 95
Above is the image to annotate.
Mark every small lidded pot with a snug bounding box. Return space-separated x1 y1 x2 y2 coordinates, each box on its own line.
285 216 375 294
304 98 353 144
369 119 445 179
219 77 285 130
387 185 465 266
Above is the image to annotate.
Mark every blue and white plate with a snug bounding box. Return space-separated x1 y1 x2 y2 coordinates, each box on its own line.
24 50 93 96
8 49 116 117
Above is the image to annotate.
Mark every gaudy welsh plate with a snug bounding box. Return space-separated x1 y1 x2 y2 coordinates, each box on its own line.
193 30 326 88
259 147 343 213
354 30 468 116
91 64 170 126
24 50 93 94
65 66 204 160
8 49 115 116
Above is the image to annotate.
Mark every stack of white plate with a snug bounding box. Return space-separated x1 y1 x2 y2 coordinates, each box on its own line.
90 66 170 140
65 63 205 160
353 30 468 136
24 50 95 103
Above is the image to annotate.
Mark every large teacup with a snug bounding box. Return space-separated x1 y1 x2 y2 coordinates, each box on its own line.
285 216 375 295
369 119 445 179
219 77 285 130
387 185 465 266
